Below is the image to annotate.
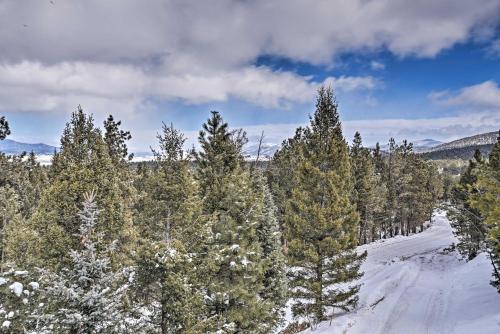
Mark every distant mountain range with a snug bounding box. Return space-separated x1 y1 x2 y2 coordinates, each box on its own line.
242 142 280 160
424 131 497 153
420 131 498 160
1 130 498 162
377 138 443 153
0 139 57 155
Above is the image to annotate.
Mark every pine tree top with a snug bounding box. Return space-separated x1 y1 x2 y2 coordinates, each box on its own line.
196 111 245 179
351 131 364 157
309 86 343 143
104 114 133 163
153 122 187 162
0 115 10 140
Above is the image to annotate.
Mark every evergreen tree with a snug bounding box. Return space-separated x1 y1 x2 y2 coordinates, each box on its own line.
20 106 136 268
394 140 414 236
406 156 432 234
0 265 40 333
350 132 376 244
449 149 486 259
370 170 388 241
0 116 9 140
0 152 48 220
370 142 389 240
135 241 203 334
489 130 500 170
34 193 141 333
285 87 366 325
102 115 136 210
195 112 276 333
470 131 500 290
200 171 269 333
425 161 444 223
0 187 22 269
134 123 205 333
0 154 47 267
251 172 288 330
21 152 49 217
372 142 385 176
196 111 245 213
384 137 399 237
136 122 201 244
104 115 133 164
267 127 306 249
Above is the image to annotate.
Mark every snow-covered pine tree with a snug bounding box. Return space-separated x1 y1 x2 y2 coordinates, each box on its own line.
201 171 269 333
251 172 288 330
0 265 40 333
135 238 206 334
285 87 366 325
34 192 142 333
195 111 274 333
134 123 205 334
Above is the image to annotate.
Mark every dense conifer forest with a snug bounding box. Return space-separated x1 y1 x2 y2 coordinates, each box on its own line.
0 88 498 333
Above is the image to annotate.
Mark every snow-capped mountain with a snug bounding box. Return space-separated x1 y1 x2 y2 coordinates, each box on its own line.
242 142 280 160
375 138 443 153
426 131 497 153
411 138 443 152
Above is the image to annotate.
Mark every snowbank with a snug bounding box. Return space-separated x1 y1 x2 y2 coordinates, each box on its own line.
297 211 500 334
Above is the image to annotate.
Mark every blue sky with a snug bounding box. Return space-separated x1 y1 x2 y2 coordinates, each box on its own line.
1 0 500 152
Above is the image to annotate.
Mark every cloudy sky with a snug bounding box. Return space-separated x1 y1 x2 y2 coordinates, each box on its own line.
1 0 500 151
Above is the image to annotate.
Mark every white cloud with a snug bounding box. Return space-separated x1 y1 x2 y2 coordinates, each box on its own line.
429 80 500 108
487 39 500 56
0 0 498 65
1 0 499 149
0 0 497 115
370 61 385 70
152 67 323 107
0 61 378 113
324 76 378 92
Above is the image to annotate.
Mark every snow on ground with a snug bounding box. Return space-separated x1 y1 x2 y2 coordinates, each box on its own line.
302 210 500 334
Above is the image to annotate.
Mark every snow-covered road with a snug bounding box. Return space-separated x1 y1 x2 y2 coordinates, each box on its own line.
306 210 500 334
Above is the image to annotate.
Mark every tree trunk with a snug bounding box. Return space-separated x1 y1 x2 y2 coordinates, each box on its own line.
161 285 169 334
315 252 324 322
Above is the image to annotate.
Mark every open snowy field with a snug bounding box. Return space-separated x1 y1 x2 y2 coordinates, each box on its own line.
301 211 500 334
